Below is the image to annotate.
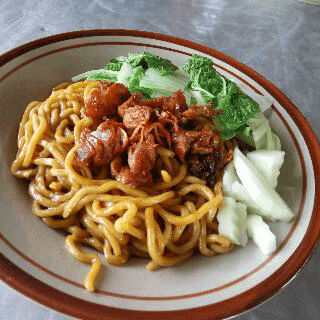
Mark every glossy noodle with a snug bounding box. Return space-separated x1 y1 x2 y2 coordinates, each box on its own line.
11 81 234 292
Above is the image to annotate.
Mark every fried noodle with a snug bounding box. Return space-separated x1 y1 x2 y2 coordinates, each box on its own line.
11 81 234 292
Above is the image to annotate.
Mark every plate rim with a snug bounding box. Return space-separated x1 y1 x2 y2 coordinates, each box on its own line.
0 28 319 320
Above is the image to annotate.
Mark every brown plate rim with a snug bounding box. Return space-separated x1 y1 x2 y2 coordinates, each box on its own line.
0 29 319 320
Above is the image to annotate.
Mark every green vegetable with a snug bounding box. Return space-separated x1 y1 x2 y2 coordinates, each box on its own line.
236 112 282 150
217 83 260 130
72 53 269 137
127 66 151 98
72 58 125 82
72 52 185 99
127 52 178 76
183 54 225 104
248 113 281 150
105 58 124 72
71 69 119 82
86 71 113 81
183 54 261 139
139 68 188 97
237 125 255 146
117 62 134 86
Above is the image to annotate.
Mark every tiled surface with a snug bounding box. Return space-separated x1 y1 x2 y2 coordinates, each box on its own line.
0 0 319 319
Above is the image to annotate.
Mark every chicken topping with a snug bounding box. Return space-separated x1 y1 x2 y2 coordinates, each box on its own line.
76 81 231 187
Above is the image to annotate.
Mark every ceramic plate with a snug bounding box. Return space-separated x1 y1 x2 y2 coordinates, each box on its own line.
0 30 319 320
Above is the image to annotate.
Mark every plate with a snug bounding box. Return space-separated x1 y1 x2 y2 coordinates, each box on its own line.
0 29 319 320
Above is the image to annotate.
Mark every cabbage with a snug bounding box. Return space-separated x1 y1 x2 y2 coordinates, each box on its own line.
248 113 281 150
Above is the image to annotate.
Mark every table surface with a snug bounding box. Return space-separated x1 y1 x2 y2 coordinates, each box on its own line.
0 0 319 319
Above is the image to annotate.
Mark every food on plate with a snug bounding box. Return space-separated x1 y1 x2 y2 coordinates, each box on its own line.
11 52 294 292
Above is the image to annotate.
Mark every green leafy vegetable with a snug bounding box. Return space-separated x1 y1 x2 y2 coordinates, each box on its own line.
127 66 150 98
183 54 261 139
139 68 187 96
85 70 115 81
183 54 224 104
248 113 281 150
72 52 267 138
72 52 184 99
127 52 178 76
216 83 261 130
72 69 119 82
105 58 124 72
237 125 255 146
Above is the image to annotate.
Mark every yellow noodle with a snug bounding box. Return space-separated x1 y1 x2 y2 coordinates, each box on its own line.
161 170 172 183
113 201 145 239
154 164 187 190
22 108 47 167
17 101 39 145
55 118 74 143
83 237 104 252
198 216 215 256
42 215 77 229
155 195 222 226
103 239 130 266
11 80 234 292
145 207 192 269
171 206 190 241
65 233 101 292
207 234 234 253
96 218 129 245
167 220 200 254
